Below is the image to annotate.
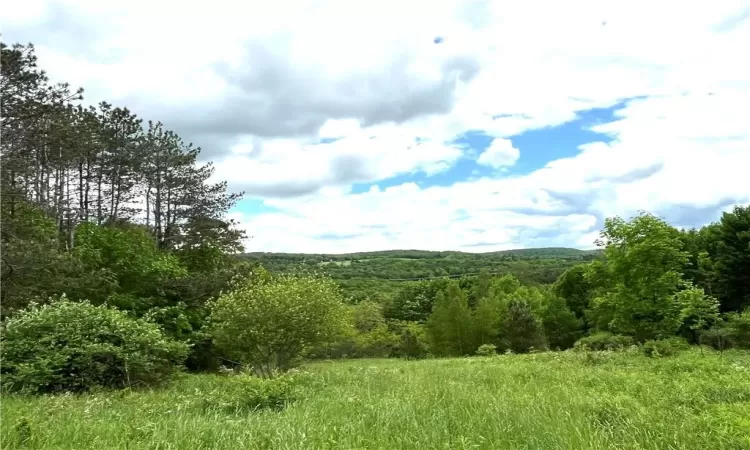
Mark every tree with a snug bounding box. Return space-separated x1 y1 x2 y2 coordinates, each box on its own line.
714 206 750 312
500 300 546 353
386 278 450 322
552 264 593 322
208 272 348 376
472 293 505 348
541 294 583 350
425 282 474 356
677 285 720 344
588 212 688 341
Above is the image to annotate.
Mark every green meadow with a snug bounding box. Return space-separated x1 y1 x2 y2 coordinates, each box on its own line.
3 349 749 450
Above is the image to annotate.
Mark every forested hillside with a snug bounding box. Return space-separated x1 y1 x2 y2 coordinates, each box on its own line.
243 248 601 301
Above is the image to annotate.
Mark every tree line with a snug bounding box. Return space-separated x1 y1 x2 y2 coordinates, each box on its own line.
1 42 251 374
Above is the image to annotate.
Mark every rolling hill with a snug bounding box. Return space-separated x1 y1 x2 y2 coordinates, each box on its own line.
241 247 600 302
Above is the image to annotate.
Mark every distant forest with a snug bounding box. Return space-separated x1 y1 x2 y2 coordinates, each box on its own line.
242 248 602 302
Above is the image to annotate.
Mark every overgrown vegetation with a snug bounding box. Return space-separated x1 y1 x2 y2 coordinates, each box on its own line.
1 299 189 393
2 40 750 448
2 352 749 449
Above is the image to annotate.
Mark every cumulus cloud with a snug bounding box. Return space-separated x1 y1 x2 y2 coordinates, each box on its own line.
476 138 520 169
3 0 750 252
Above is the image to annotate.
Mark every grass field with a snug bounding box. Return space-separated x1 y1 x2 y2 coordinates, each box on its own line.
2 350 750 449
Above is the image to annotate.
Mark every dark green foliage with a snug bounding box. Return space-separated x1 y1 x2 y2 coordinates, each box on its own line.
641 337 690 357
392 321 429 359
542 295 584 350
552 265 593 321
0 299 189 393
700 326 733 352
500 300 547 353
724 309 750 349
13 417 32 447
714 206 750 312
574 333 634 351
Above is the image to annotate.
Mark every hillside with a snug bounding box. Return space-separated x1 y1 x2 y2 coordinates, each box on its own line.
241 247 601 301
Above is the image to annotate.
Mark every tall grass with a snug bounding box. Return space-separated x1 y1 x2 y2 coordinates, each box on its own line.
2 349 749 449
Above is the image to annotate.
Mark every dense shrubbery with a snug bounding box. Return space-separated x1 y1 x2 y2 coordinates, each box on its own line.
476 344 497 356
641 337 690 357
701 309 750 351
0 299 189 393
574 333 634 351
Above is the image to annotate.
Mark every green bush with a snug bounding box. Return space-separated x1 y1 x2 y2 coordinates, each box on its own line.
199 374 304 414
208 272 348 376
725 309 750 349
0 298 189 394
641 337 690 357
574 332 634 351
476 344 497 356
700 326 733 351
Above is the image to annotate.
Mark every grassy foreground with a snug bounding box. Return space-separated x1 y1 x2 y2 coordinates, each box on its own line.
2 350 750 449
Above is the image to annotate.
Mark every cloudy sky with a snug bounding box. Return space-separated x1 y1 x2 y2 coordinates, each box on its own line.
3 0 749 253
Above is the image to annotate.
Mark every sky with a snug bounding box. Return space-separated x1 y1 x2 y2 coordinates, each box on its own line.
2 0 750 253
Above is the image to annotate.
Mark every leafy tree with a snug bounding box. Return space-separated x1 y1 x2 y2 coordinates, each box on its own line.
541 294 584 350
0 298 188 393
552 264 593 322
489 274 522 297
386 278 451 322
71 222 187 306
351 301 387 333
426 282 474 356
588 212 688 341
500 300 547 353
208 271 348 376
677 285 720 344
714 206 750 312
392 321 429 359
472 293 506 348
679 225 721 296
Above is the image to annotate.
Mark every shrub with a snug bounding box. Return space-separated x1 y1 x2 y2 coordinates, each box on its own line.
699 310 750 351
476 344 497 356
700 326 733 352
208 272 348 376
199 374 303 414
725 309 750 349
641 337 690 357
574 332 634 351
0 298 189 393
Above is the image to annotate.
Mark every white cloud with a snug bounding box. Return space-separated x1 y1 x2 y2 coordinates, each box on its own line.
476 138 520 169
3 0 750 252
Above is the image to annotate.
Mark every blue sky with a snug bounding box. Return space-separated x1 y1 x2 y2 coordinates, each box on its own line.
6 0 749 253
340 101 629 195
